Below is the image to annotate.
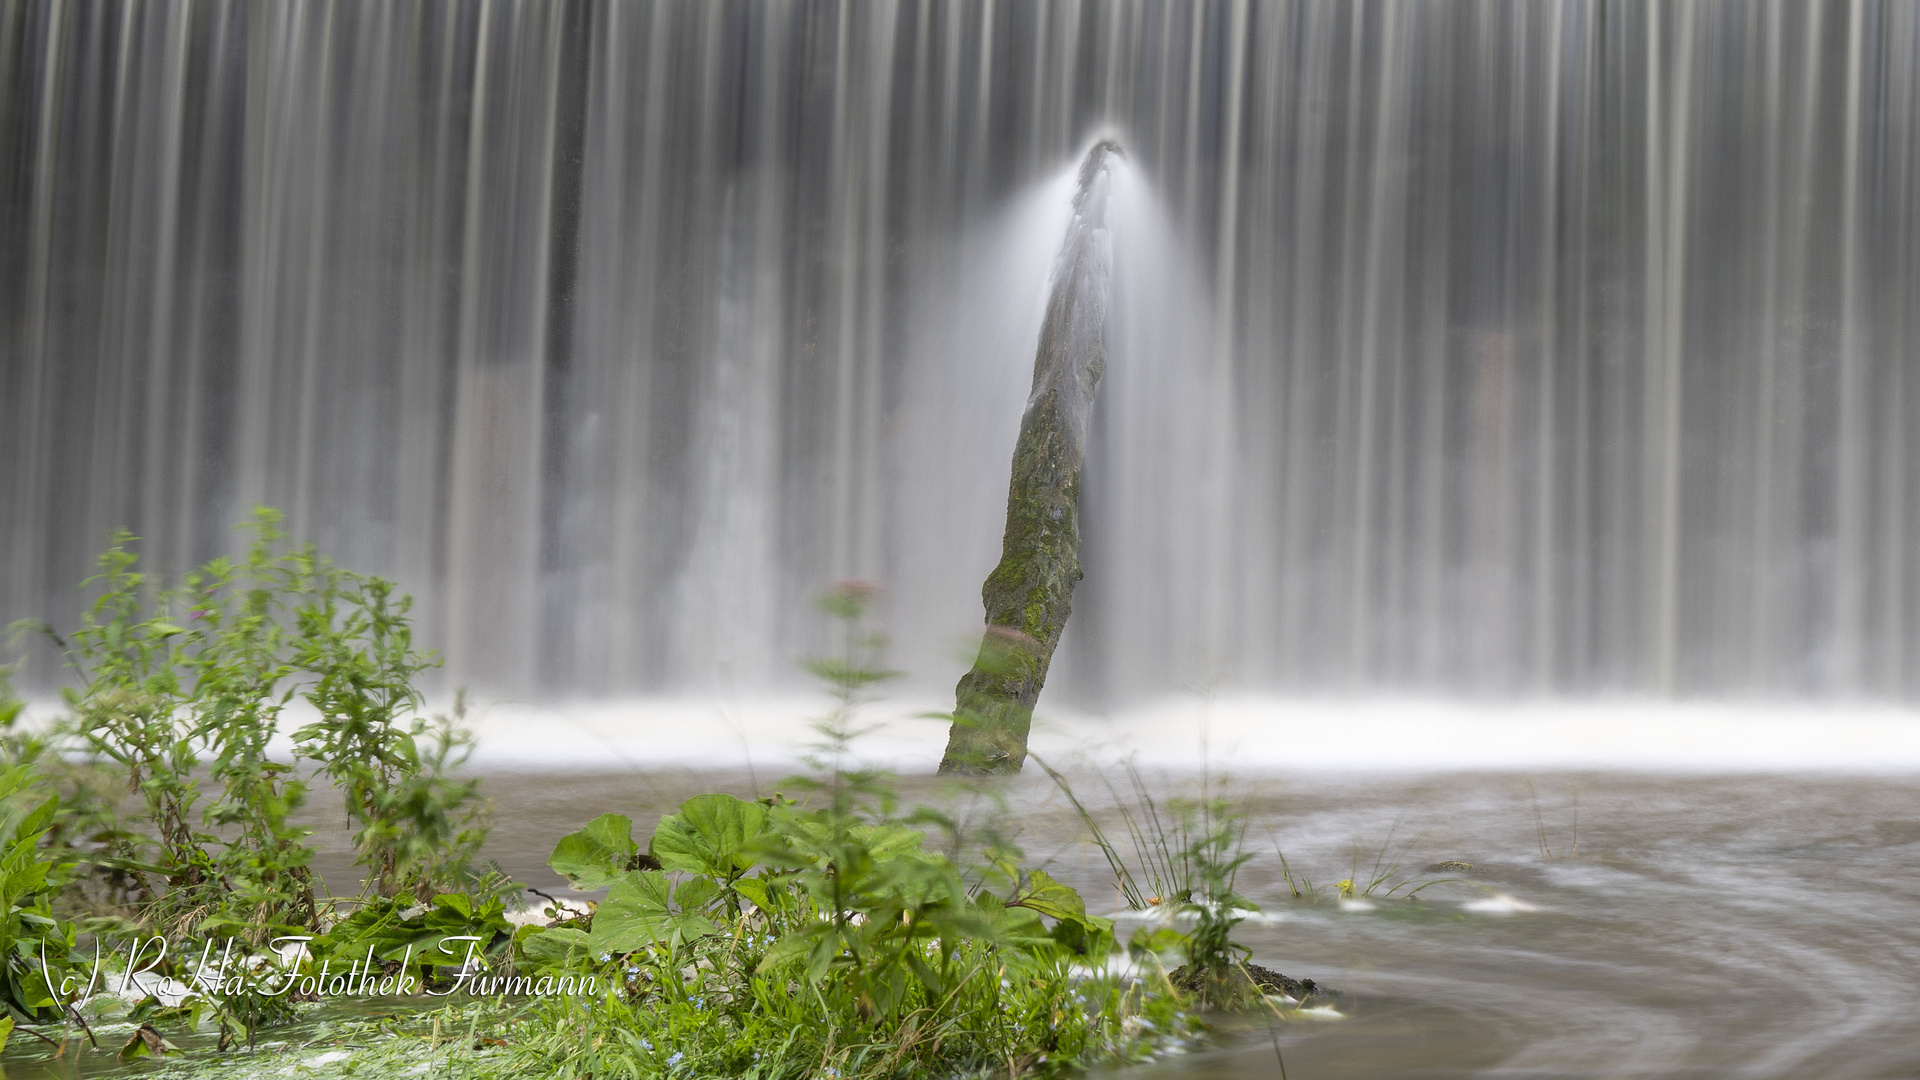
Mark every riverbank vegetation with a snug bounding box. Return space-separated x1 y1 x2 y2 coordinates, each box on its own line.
0 516 1313 1078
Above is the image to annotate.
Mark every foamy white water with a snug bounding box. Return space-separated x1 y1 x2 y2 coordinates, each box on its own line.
17 692 1912 774
453 694 1920 775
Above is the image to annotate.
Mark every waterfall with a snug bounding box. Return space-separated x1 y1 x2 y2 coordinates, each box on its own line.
3 1 1916 702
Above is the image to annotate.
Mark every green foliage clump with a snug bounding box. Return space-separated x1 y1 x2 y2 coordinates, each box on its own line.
20 509 487 941
0 759 77 1027
493 584 1191 1077
308 886 517 991
1038 757 1276 1007
506 785 1178 1079
0 569 1242 1077
291 579 486 901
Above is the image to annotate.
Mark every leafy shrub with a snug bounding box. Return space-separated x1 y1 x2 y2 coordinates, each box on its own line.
292 581 486 901
512 783 1158 1078
496 584 1170 1078
0 568 1221 1076
0 762 76 1024
309 888 516 992
19 509 487 936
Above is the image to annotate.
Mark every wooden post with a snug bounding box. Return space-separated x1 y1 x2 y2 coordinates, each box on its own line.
938 142 1119 775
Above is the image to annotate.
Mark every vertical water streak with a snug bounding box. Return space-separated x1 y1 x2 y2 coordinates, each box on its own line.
1646 0 1694 693
1206 0 1247 680
1833 0 1867 689
2 0 1915 704
1532 0 1565 691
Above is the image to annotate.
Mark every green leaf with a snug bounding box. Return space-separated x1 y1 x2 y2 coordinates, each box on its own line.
1008 870 1087 922
672 876 721 914
1003 870 1114 956
517 927 593 970
1048 914 1115 957
849 821 935 864
549 813 638 891
975 889 1049 943
732 877 775 913
754 930 820 975
1127 925 1190 959
904 951 946 997
651 794 767 880
804 933 842 985
588 871 717 953
799 658 900 687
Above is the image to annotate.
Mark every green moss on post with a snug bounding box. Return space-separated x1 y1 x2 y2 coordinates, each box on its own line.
939 141 1120 776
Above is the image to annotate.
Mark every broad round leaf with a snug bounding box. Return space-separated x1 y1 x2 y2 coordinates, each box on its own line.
650 794 767 879
548 813 638 891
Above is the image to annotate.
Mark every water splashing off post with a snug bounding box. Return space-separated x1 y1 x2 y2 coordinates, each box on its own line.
938 141 1121 776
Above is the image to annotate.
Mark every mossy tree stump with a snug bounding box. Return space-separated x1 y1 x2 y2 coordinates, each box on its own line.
939 141 1120 776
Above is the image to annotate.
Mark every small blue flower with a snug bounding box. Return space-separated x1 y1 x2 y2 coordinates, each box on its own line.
668 1051 684 1066
598 952 612 962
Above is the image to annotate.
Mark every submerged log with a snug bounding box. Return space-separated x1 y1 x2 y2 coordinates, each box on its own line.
938 141 1120 776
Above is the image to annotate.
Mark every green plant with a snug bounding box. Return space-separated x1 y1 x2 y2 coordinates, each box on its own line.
1164 794 1254 997
1274 844 1318 900
491 935 1187 1080
45 511 385 934
1 666 143 920
1526 780 1600 862
17 509 487 938
170 518 324 940
309 889 517 992
0 667 22 741
514 774 1158 1078
0 762 77 1025
493 584 1168 1077
1270 820 1465 906
0 566 1225 1075
58 531 220 925
1036 757 1218 911
748 582 1015 1018
292 582 486 902
1037 758 1281 1007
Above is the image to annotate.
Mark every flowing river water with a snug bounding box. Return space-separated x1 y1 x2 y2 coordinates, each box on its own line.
2 699 1915 1079
417 764 1920 1080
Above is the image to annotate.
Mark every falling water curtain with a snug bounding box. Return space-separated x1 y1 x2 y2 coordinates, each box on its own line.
3 0 1916 700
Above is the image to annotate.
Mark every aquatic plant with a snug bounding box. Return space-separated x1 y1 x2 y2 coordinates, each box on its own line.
492 584 1189 1076
1035 757 1301 1008
504 781 1172 1078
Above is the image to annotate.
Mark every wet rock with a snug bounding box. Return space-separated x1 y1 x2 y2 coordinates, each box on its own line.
1167 963 1335 1009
